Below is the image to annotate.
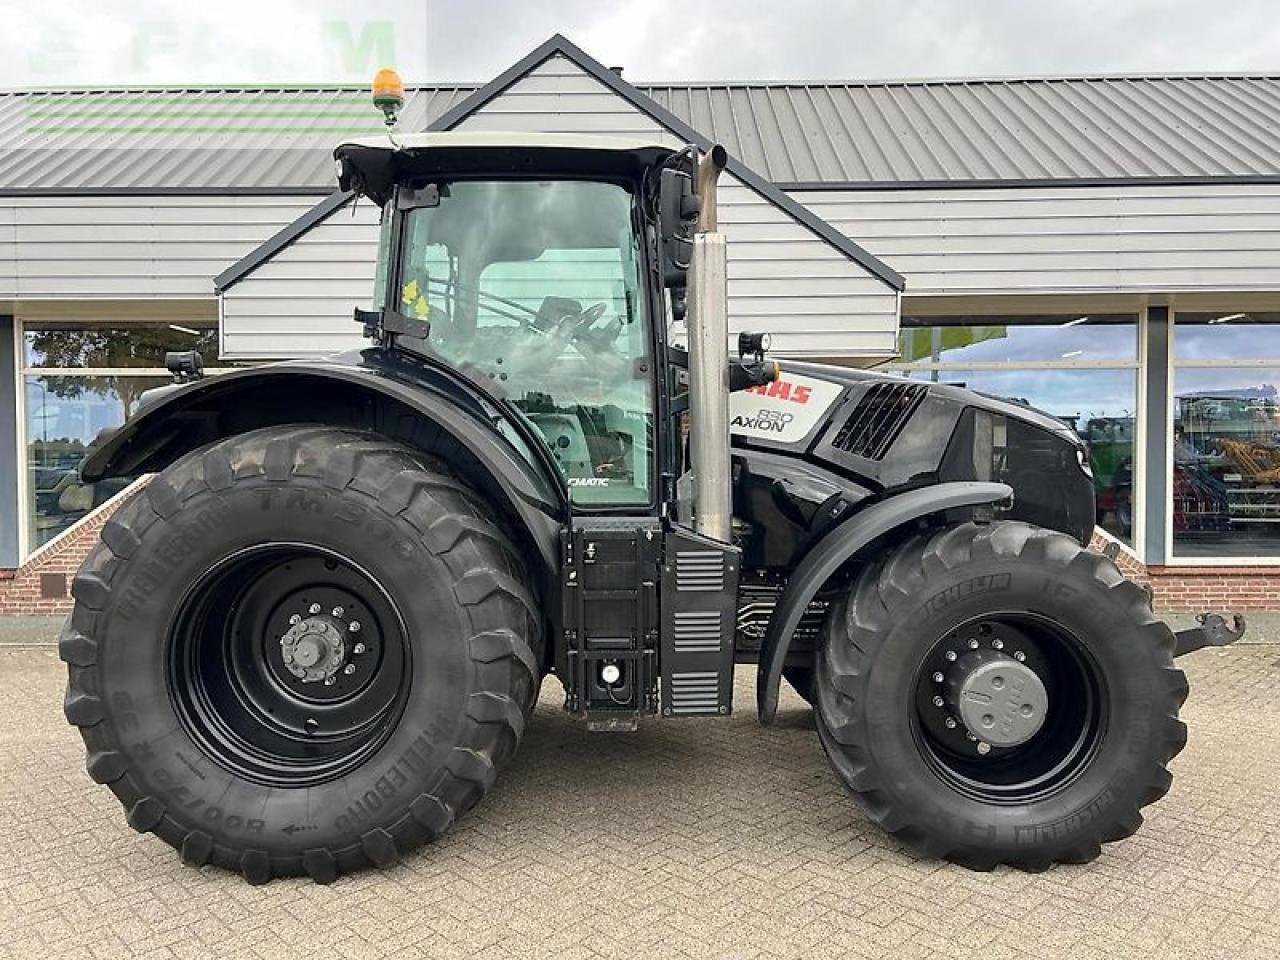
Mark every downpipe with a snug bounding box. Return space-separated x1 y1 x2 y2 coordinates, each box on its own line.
687 145 731 543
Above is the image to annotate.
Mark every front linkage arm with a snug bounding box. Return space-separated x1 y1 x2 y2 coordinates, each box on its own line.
1173 612 1247 657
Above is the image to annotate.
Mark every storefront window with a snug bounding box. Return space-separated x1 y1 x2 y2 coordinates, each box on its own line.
890 316 1139 546
21 322 221 553
1172 312 1280 559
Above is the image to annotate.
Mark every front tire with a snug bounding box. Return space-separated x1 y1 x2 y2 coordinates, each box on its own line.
815 521 1188 871
61 425 542 884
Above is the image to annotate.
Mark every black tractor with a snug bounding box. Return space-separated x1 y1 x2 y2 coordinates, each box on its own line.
62 118 1237 884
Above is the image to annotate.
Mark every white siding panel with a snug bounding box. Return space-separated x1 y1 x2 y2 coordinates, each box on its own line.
797 184 1280 296
3 195 319 301
455 57 681 144
220 198 381 359
717 176 898 357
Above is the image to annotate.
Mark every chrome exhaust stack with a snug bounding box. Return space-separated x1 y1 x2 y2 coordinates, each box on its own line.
686 145 731 543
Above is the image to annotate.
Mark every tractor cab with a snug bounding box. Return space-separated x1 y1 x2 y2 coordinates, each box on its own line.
335 133 683 508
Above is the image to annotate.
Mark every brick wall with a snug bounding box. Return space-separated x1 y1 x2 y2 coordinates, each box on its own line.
0 482 142 616
1 504 1276 616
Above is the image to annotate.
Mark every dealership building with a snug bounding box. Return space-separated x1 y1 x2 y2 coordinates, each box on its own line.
5 34 1280 613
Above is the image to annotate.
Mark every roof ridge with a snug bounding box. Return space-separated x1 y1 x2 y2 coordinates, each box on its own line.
3 72 1277 98
0 83 483 96
635 71 1280 88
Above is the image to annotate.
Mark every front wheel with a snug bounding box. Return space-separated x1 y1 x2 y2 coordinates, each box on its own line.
61 425 542 883
815 521 1188 871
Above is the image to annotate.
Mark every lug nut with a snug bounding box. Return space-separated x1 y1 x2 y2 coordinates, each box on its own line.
992 638 1004 650
968 638 979 649
945 650 957 662
332 606 345 617
349 621 361 633
977 742 992 755
324 677 336 686
944 717 957 729
353 643 366 655
932 695 945 708
309 603 321 615
966 731 978 741
1013 651 1026 662
933 671 944 683
289 614 301 625
283 652 294 664
344 664 356 675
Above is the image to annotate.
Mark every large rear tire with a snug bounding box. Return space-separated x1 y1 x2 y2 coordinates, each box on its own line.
815 520 1188 871
61 425 542 884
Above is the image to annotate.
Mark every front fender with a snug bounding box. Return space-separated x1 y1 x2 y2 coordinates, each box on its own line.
756 481 1013 723
81 352 566 584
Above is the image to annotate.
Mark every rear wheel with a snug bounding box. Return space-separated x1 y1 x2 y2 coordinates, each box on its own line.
815 521 1187 871
61 425 541 883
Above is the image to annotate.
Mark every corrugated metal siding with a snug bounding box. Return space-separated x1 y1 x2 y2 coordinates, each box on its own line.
1 195 318 299
221 55 899 360
797 183 1280 296
220 198 380 358
6 73 1280 190
0 86 475 191
644 75 1280 184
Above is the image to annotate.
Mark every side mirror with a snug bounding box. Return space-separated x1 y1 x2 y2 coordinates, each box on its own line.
658 166 699 290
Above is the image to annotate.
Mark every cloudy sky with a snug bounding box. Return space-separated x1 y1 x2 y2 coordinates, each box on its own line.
0 0 1278 87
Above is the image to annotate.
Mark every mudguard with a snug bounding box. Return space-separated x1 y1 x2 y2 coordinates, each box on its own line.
80 350 566 584
756 481 1013 723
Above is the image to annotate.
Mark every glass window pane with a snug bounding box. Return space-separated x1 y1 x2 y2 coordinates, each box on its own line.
1172 367 1280 558
399 180 653 507
24 375 165 551
898 315 1137 364
899 367 1137 545
24 323 221 369
1174 311 1280 362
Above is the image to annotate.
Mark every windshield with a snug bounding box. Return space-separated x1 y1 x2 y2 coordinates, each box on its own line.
398 179 653 507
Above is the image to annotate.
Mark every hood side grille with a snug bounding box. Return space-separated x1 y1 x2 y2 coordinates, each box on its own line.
830 381 927 460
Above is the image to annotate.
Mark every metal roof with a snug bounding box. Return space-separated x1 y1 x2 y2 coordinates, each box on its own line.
5 73 1280 192
643 76 1280 186
0 85 475 192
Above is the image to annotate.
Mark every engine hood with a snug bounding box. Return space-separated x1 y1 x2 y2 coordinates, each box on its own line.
730 359 1088 488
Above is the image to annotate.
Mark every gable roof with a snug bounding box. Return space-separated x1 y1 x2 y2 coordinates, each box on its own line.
217 34 905 293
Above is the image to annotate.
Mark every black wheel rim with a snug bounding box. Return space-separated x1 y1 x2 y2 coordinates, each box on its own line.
911 613 1107 804
168 544 411 788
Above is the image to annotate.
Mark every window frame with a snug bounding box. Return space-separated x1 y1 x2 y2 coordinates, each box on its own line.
16 318 223 560
885 311 1146 557
1164 307 1280 566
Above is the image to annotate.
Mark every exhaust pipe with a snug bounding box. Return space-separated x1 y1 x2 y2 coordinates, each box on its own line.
687 144 731 543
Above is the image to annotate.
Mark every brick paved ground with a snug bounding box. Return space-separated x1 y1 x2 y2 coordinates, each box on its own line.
1 642 1277 960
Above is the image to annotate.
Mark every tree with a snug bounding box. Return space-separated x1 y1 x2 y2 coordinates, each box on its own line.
26 326 217 418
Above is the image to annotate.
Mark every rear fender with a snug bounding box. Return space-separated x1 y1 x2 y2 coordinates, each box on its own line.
756 481 1013 723
81 352 566 586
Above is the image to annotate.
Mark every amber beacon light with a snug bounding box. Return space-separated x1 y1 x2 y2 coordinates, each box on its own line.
372 68 405 127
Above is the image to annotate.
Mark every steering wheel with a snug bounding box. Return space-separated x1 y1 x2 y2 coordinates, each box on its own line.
554 302 620 354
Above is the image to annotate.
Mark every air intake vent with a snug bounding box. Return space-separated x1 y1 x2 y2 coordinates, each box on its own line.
831 381 927 460
673 611 722 653
668 671 720 714
675 550 725 592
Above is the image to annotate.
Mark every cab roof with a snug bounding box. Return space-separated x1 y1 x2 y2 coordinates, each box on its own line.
333 131 680 204
334 131 676 156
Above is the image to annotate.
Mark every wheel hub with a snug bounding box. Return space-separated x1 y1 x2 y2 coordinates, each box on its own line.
945 648 1048 748
280 614 347 683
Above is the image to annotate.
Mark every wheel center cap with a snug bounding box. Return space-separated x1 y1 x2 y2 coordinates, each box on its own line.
945 650 1048 748
280 616 346 684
